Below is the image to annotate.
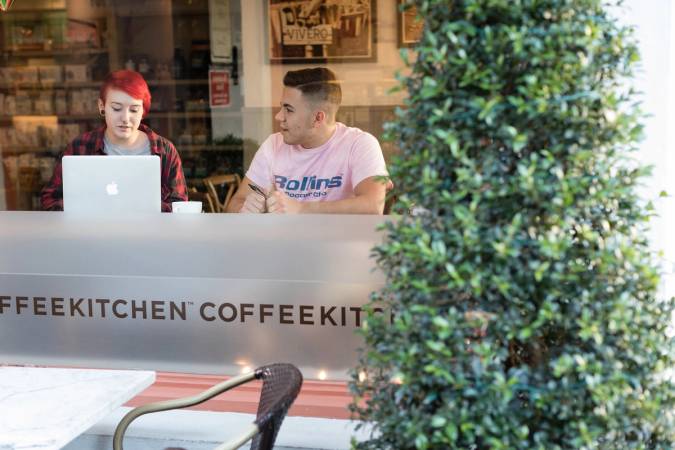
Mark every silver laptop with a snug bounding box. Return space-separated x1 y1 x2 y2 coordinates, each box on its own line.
62 155 161 213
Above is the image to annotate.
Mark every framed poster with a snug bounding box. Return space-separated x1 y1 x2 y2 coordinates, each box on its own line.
209 0 232 63
268 0 376 64
398 2 423 47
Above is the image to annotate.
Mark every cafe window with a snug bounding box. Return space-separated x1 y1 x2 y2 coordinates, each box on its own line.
0 0 412 211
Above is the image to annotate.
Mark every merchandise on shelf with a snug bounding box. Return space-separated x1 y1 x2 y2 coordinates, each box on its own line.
0 66 39 84
5 11 67 50
63 64 89 83
66 18 100 48
34 92 53 115
3 95 16 115
15 92 32 115
38 65 64 84
54 90 67 115
68 89 98 114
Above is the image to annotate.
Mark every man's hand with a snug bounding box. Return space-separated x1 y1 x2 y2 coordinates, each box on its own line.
266 190 303 214
240 191 267 213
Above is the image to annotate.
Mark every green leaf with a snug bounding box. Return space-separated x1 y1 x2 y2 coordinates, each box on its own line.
352 2 675 448
431 416 447 428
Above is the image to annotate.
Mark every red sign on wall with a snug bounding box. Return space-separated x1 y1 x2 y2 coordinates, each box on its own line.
209 69 230 108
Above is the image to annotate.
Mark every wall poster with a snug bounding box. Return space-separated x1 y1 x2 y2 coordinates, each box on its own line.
268 0 376 63
209 0 232 63
398 2 423 47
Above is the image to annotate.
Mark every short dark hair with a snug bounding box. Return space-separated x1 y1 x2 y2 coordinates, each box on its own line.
283 68 342 107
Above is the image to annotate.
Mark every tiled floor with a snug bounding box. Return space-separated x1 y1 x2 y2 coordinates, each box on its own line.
66 434 309 450
61 407 366 450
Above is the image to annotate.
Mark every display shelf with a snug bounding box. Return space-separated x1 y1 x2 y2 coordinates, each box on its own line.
2 48 108 57
0 0 243 212
0 114 98 120
147 111 211 119
0 81 101 89
147 78 208 87
0 79 208 90
0 146 63 154
0 110 231 122
157 109 241 117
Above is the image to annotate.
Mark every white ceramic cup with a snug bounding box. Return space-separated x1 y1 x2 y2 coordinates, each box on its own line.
172 201 202 213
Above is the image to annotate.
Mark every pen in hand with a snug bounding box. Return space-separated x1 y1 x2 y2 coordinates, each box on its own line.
248 183 269 213
248 183 268 199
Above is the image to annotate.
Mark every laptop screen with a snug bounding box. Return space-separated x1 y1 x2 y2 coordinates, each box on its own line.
62 155 161 213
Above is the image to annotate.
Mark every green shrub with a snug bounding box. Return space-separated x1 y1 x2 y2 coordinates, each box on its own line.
350 1 675 448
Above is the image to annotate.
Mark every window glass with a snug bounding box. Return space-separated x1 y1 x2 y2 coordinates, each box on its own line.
0 0 407 211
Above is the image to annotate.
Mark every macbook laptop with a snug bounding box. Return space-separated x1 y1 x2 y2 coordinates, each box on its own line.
62 155 161 213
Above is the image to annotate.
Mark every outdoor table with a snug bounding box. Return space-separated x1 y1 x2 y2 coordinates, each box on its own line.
0 366 155 449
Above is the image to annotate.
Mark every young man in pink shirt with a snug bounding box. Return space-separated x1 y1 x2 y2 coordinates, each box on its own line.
227 68 388 214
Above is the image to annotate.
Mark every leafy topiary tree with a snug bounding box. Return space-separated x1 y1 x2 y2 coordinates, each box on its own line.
351 0 675 448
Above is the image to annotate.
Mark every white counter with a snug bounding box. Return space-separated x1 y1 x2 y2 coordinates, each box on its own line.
0 366 155 450
0 213 388 379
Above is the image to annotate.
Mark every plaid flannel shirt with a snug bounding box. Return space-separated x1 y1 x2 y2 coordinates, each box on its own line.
40 124 188 212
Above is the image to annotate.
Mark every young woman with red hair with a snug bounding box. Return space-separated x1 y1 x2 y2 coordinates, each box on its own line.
41 70 188 212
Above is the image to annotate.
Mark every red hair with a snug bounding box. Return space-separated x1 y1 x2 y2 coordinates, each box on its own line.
99 70 151 117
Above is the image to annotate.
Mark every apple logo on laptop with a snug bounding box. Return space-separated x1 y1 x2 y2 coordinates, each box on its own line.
106 181 119 196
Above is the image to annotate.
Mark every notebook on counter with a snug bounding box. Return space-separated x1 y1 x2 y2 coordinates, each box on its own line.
62 155 161 213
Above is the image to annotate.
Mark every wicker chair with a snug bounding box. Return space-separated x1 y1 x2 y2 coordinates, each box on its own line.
113 363 303 450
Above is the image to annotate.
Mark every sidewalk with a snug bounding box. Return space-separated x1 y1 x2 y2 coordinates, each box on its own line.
64 407 370 450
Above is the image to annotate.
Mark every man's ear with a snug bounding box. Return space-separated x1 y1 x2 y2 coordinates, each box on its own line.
314 110 326 126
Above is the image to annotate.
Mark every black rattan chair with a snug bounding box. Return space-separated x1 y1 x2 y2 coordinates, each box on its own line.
113 363 303 450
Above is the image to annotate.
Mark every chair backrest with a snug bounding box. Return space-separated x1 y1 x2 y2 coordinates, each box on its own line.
112 363 302 450
203 173 241 212
250 363 303 450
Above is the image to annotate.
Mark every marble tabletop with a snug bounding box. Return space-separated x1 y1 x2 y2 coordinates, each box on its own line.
0 366 155 450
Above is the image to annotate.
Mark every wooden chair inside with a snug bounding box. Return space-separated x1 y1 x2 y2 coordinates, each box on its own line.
187 187 216 213
203 173 241 212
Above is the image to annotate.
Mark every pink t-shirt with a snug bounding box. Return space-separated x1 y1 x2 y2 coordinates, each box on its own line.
246 123 387 202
